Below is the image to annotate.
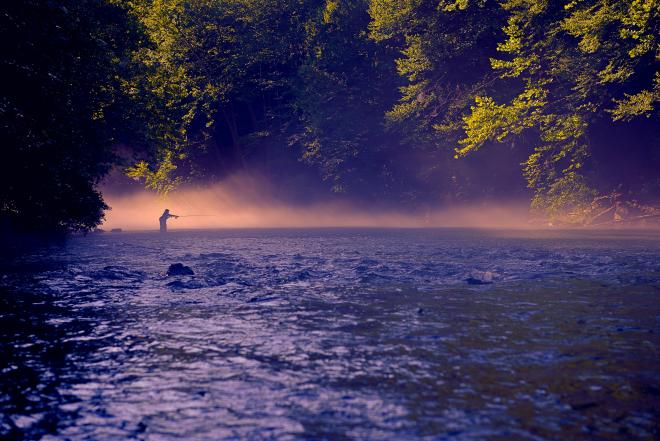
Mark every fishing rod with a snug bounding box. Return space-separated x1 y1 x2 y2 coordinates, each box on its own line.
176 214 216 218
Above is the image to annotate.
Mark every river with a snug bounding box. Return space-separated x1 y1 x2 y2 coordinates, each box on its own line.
1 228 658 440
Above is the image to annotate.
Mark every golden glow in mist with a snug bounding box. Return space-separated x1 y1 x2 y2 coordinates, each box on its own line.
101 175 532 231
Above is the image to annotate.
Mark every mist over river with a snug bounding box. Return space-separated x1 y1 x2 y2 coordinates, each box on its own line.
1 228 659 440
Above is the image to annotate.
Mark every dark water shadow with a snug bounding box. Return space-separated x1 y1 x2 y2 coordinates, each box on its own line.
0 287 99 440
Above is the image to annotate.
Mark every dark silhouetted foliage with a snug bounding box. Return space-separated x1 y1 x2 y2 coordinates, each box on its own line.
1 0 136 234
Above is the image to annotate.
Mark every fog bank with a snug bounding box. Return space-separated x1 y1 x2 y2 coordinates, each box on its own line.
100 176 533 231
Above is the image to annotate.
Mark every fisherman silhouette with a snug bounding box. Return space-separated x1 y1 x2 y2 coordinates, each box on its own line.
159 209 179 232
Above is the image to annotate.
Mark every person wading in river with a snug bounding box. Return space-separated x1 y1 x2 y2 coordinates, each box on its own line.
159 209 179 232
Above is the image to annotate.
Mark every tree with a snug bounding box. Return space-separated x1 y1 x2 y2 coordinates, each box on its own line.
118 0 318 192
458 0 659 220
369 0 659 221
289 0 410 198
1 0 138 234
368 0 529 203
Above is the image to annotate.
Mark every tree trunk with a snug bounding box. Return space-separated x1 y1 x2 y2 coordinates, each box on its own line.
222 103 245 167
247 102 258 132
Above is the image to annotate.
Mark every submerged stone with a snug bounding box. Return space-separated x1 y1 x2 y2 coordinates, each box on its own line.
247 295 278 303
166 279 203 290
466 270 495 285
167 263 194 276
465 277 493 285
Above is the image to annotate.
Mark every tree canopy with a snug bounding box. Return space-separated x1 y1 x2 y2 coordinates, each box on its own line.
1 0 138 234
2 0 658 234
369 0 659 221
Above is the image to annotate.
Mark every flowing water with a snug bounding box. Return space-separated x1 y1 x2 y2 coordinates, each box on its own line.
1 228 659 440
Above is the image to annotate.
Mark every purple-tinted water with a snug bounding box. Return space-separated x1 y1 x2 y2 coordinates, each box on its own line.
1 229 659 440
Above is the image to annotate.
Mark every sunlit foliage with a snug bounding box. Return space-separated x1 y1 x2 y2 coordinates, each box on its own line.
368 0 658 219
116 0 317 190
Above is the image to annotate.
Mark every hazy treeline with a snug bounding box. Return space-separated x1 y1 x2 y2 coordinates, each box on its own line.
2 0 658 233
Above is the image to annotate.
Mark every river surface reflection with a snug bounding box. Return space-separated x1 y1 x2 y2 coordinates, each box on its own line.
1 229 659 440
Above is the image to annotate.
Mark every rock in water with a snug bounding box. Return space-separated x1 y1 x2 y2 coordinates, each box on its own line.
466 270 495 285
465 277 492 285
167 263 194 276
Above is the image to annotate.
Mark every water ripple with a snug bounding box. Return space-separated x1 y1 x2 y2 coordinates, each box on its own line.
1 229 659 440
